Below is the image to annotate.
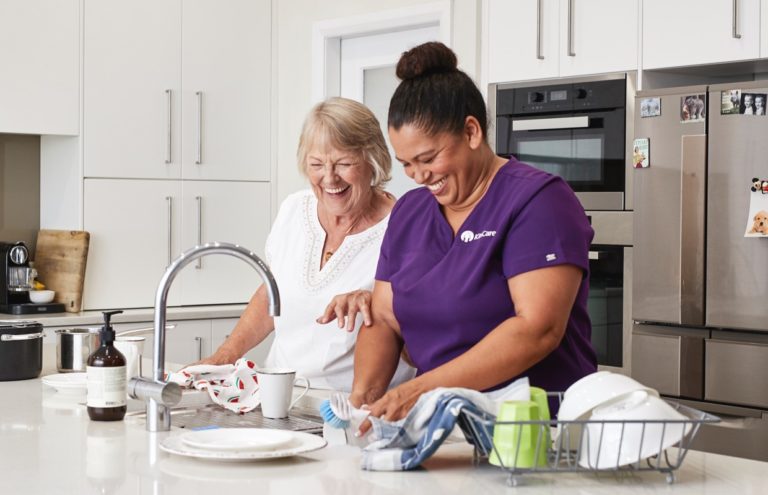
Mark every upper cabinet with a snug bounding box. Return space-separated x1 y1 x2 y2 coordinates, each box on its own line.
83 0 271 181
643 0 761 70
487 0 638 83
0 0 79 135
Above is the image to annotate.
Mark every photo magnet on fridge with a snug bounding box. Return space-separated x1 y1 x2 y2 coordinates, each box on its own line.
744 179 768 237
740 93 767 116
633 138 650 169
640 97 661 118
721 89 741 115
681 94 706 123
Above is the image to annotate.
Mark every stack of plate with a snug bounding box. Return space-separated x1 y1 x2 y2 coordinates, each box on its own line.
160 427 327 461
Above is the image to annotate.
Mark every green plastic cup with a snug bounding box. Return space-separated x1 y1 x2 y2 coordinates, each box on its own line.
489 400 548 469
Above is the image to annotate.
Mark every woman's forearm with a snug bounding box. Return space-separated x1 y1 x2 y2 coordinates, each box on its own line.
350 280 403 405
351 322 403 405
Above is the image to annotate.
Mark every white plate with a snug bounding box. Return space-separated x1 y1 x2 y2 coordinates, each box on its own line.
160 430 327 462
41 373 87 395
181 428 294 452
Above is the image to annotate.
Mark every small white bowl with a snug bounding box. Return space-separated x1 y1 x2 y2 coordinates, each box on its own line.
29 290 55 304
578 390 691 469
555 372 659 450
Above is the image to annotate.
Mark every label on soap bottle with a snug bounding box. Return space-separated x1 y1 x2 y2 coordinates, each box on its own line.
87 366 127 408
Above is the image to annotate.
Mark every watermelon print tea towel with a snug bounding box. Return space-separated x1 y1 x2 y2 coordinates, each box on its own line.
167 359 260 413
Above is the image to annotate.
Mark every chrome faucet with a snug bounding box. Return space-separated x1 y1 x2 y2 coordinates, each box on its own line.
140 242 280 432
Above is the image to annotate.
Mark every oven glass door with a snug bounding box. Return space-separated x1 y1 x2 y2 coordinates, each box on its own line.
499 110 625 193
587 244 624 367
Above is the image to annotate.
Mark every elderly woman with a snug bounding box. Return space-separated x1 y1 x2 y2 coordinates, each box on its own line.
200 97 413 392
350 42 597 426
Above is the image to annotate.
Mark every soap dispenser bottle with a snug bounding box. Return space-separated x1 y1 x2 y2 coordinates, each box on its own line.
87 310 127 421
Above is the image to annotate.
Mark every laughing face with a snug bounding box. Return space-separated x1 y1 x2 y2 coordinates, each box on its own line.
389 121 482 209
306 145 374 219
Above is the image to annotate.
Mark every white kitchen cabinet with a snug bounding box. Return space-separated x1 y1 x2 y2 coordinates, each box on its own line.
83 179 183 310
82 179 270 310
762 0 768 56
211 318 275 365
487 0 637 83
178 181 271 305
557 0 638 77
487 0 559 83
643 0 760 70
83 0 182 179
83 0 270 181
0 0 79 135
180 0 271 181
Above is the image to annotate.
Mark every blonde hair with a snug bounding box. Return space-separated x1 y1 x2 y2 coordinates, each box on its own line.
297 97 391 190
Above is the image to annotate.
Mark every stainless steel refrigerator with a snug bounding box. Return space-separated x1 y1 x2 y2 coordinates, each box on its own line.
632 81 768 461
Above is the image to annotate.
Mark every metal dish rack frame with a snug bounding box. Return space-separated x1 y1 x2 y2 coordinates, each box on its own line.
461 392 720 486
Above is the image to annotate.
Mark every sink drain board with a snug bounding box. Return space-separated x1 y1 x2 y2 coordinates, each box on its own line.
172 404 324 434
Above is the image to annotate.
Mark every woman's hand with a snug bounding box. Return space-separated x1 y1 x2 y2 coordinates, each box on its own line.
355 380 426 436
316 290 373 332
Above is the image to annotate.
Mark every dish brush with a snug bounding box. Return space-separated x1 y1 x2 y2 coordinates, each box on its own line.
319 392 369 429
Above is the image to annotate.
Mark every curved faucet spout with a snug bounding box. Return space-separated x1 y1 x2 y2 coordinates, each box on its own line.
145 242 280 432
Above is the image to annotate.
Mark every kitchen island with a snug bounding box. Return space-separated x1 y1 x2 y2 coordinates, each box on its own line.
2 352 767 494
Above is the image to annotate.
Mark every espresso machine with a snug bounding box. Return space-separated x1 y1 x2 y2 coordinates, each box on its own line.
0 242 65 314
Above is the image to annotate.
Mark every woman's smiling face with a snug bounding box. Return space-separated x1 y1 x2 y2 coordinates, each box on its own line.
388 121 480 208
306 145 374 218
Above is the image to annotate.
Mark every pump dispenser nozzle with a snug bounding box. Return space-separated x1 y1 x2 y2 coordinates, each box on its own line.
100 310 123 345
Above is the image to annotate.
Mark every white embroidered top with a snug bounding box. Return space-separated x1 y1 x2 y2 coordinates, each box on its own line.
263 190 415 391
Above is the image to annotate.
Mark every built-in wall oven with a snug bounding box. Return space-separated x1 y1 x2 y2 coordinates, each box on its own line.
491 74 635 211
489 74 635 375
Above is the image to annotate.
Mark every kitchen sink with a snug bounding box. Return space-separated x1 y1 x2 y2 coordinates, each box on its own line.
125 389 325 434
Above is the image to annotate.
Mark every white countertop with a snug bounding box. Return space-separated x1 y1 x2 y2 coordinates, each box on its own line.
0 304 247 327
1 349 767 494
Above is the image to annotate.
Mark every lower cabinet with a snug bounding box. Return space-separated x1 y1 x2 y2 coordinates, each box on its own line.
210 317 274 365
83 179 271 310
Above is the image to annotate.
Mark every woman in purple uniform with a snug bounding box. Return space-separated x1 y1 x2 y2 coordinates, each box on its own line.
350 42 597 428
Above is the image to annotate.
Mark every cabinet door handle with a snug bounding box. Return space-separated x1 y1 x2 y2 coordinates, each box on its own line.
195 336 203 361
165 89 173 163
732 0 742 39
195 91 203 164
196 196 203 269
166 196 173 266
567 0 575 56
536 0 544 60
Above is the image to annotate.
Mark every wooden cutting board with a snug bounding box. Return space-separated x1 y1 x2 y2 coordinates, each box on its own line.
33 230 90 313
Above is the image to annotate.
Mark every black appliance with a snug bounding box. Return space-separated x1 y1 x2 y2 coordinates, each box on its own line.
0 241 65 314
493 76 632 211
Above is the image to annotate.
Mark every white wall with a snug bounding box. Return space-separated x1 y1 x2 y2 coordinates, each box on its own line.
273 0 481 205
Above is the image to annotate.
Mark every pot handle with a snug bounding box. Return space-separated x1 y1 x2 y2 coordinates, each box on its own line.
1 332 44 341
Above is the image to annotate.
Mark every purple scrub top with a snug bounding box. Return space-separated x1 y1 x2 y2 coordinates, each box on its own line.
376 158 597 395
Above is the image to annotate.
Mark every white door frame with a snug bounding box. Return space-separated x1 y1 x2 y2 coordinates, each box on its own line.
311 1 452 103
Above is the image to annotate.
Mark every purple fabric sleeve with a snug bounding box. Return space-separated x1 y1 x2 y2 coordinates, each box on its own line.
502 179 591 280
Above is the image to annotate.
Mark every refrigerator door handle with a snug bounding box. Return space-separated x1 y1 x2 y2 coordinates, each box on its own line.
679 135 706 325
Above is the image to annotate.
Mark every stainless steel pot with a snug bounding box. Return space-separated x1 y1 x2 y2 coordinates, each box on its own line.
56 324 175 372
0 321 44 381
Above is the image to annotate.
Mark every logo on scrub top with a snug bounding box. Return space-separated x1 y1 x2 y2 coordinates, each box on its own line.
460 230 497 243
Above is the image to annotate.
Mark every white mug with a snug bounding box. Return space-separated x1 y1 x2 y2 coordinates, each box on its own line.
114 336 145 381
256 368 310 419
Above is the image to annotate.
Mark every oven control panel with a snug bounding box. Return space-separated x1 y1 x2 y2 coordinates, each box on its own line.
496 78 625 115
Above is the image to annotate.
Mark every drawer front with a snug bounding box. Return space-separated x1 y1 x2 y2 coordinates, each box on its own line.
705 340 768 409
631 327 703 398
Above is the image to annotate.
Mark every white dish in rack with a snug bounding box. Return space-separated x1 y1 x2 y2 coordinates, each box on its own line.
160 430 327 462
181 428 294 452
41 373 87 395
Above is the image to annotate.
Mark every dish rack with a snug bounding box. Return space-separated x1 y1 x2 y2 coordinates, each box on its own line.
460 392 720 486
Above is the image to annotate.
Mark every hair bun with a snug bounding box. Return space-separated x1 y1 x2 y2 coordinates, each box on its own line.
396 42 457 80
